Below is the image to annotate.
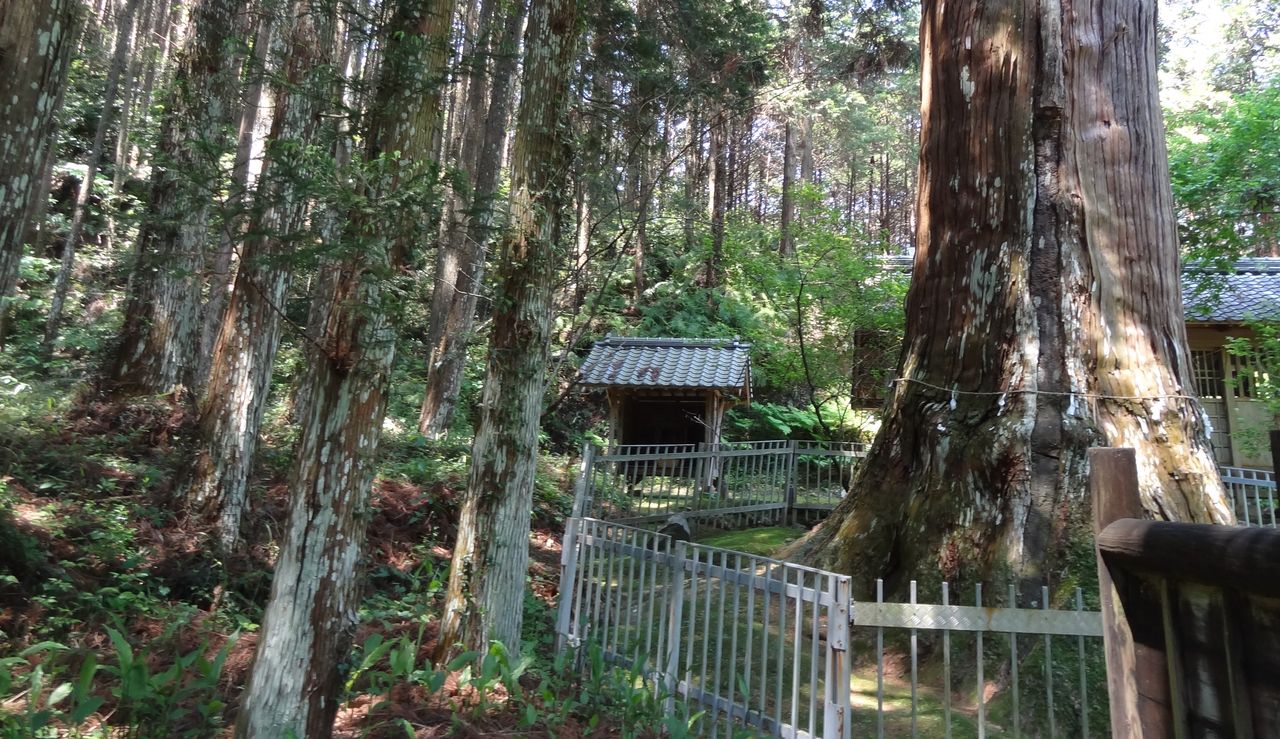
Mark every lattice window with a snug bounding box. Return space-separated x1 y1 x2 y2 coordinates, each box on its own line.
1191 349 1226 400
1229 353 1264 399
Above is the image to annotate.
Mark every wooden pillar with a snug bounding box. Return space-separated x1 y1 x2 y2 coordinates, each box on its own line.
1090 447 1177 738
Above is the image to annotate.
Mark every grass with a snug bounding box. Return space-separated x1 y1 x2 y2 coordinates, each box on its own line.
696 525 806 557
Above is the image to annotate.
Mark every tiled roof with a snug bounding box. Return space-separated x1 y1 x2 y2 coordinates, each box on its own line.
578 336 751 394
1183 258 1280 323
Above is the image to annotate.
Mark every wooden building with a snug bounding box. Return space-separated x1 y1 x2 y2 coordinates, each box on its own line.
577 336 752 448
1184 258 1280 468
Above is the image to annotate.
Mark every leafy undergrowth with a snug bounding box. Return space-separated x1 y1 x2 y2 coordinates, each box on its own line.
0 385 668 737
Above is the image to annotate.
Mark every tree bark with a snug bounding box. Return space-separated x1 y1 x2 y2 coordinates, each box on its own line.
107 0 245 396
436 0 580 660
0 0 80 327
183 0 333 551
415 0 525 439
198 5 278 387
792 0 1234 601
779 120 795 256
44 0 141 347
233 0 453 734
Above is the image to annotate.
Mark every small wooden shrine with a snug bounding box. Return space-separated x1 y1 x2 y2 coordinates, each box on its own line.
577 336 752 447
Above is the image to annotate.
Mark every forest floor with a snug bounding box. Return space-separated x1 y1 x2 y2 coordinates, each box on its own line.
0 380 659 737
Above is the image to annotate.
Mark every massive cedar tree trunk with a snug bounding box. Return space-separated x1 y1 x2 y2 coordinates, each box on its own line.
793 0 1234 598
107 0 244 395
44 0 141 345
416 0 526 439
183 0 334 550
233 0 453 735
0 0 79 329
436 0 580 659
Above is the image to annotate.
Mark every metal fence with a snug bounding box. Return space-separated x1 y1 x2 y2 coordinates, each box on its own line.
555 518 852 738
554 515 1109 738
579 440 866 529
555 443 1272 737
1220 465 1278 527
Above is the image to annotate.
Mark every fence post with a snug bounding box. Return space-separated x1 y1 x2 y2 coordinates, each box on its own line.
825 575 852 739
1270 430 1280 473
1090 447 1173 738
663 539 688 714
555 443 594 652
785 439 799 524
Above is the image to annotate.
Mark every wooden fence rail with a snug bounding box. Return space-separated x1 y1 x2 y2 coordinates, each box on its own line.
1091 447 1280 738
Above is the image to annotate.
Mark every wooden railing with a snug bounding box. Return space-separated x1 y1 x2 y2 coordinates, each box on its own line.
1090 447 1280 737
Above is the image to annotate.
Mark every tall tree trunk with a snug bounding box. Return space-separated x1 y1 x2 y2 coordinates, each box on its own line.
0 0 80 333
234 0 453 734
107 0 245 396
198 6 278 386
183 0 333 551
705 107 726 290
415 0 525 439
779 121 795 256
436 0 580 659
791 0 1233 601
44 0 141 347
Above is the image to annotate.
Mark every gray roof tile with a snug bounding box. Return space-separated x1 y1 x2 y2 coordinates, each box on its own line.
578 337 751 392
1184 258 1280 323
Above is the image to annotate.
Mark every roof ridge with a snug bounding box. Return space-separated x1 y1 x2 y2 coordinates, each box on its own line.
598 336 751 348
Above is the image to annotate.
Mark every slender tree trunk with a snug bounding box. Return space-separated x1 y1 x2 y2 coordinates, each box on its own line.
183 0 333 551
436 0 580 660
107 0 245 396
0 0 80 332
44 0 141 347
415 0 525 439
234 0 454 734
779 120 795 256
198 7 278 386
705 106 726 290
791 0 1233 601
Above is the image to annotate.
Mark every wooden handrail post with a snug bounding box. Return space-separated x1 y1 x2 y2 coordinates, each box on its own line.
1269 429 1280 473
1090 447 1175 737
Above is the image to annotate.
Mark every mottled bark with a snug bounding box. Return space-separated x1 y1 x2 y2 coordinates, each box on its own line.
0 0 79 321
792 0 1233 600
44 0 141 346
234 0 453 734
184 0 333 551
107 0 244 396
416 0 525 439
198 7 277 386
436 0 580 659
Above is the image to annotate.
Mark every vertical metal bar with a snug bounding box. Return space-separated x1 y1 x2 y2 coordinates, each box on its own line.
698 547 714 734
743 554 756 725
876 578 885 739
664 540 687 715
1008 583 1020 739
641 530 657 668
710 549 728 736
623 526 641 659
825 574 851 739
571 518 596 644
943 581 952 739
910 579 919 739
790 567 803 732
554 515 581 652
727 553 743 730
1042 584 1056 738
775 566 787 731
586 521 607 650
684 546 700 723
761 561 772 723
654 535 672 694
809 570 820 738
599 525 619 656
976 583 985 739
1076 587 1090 739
